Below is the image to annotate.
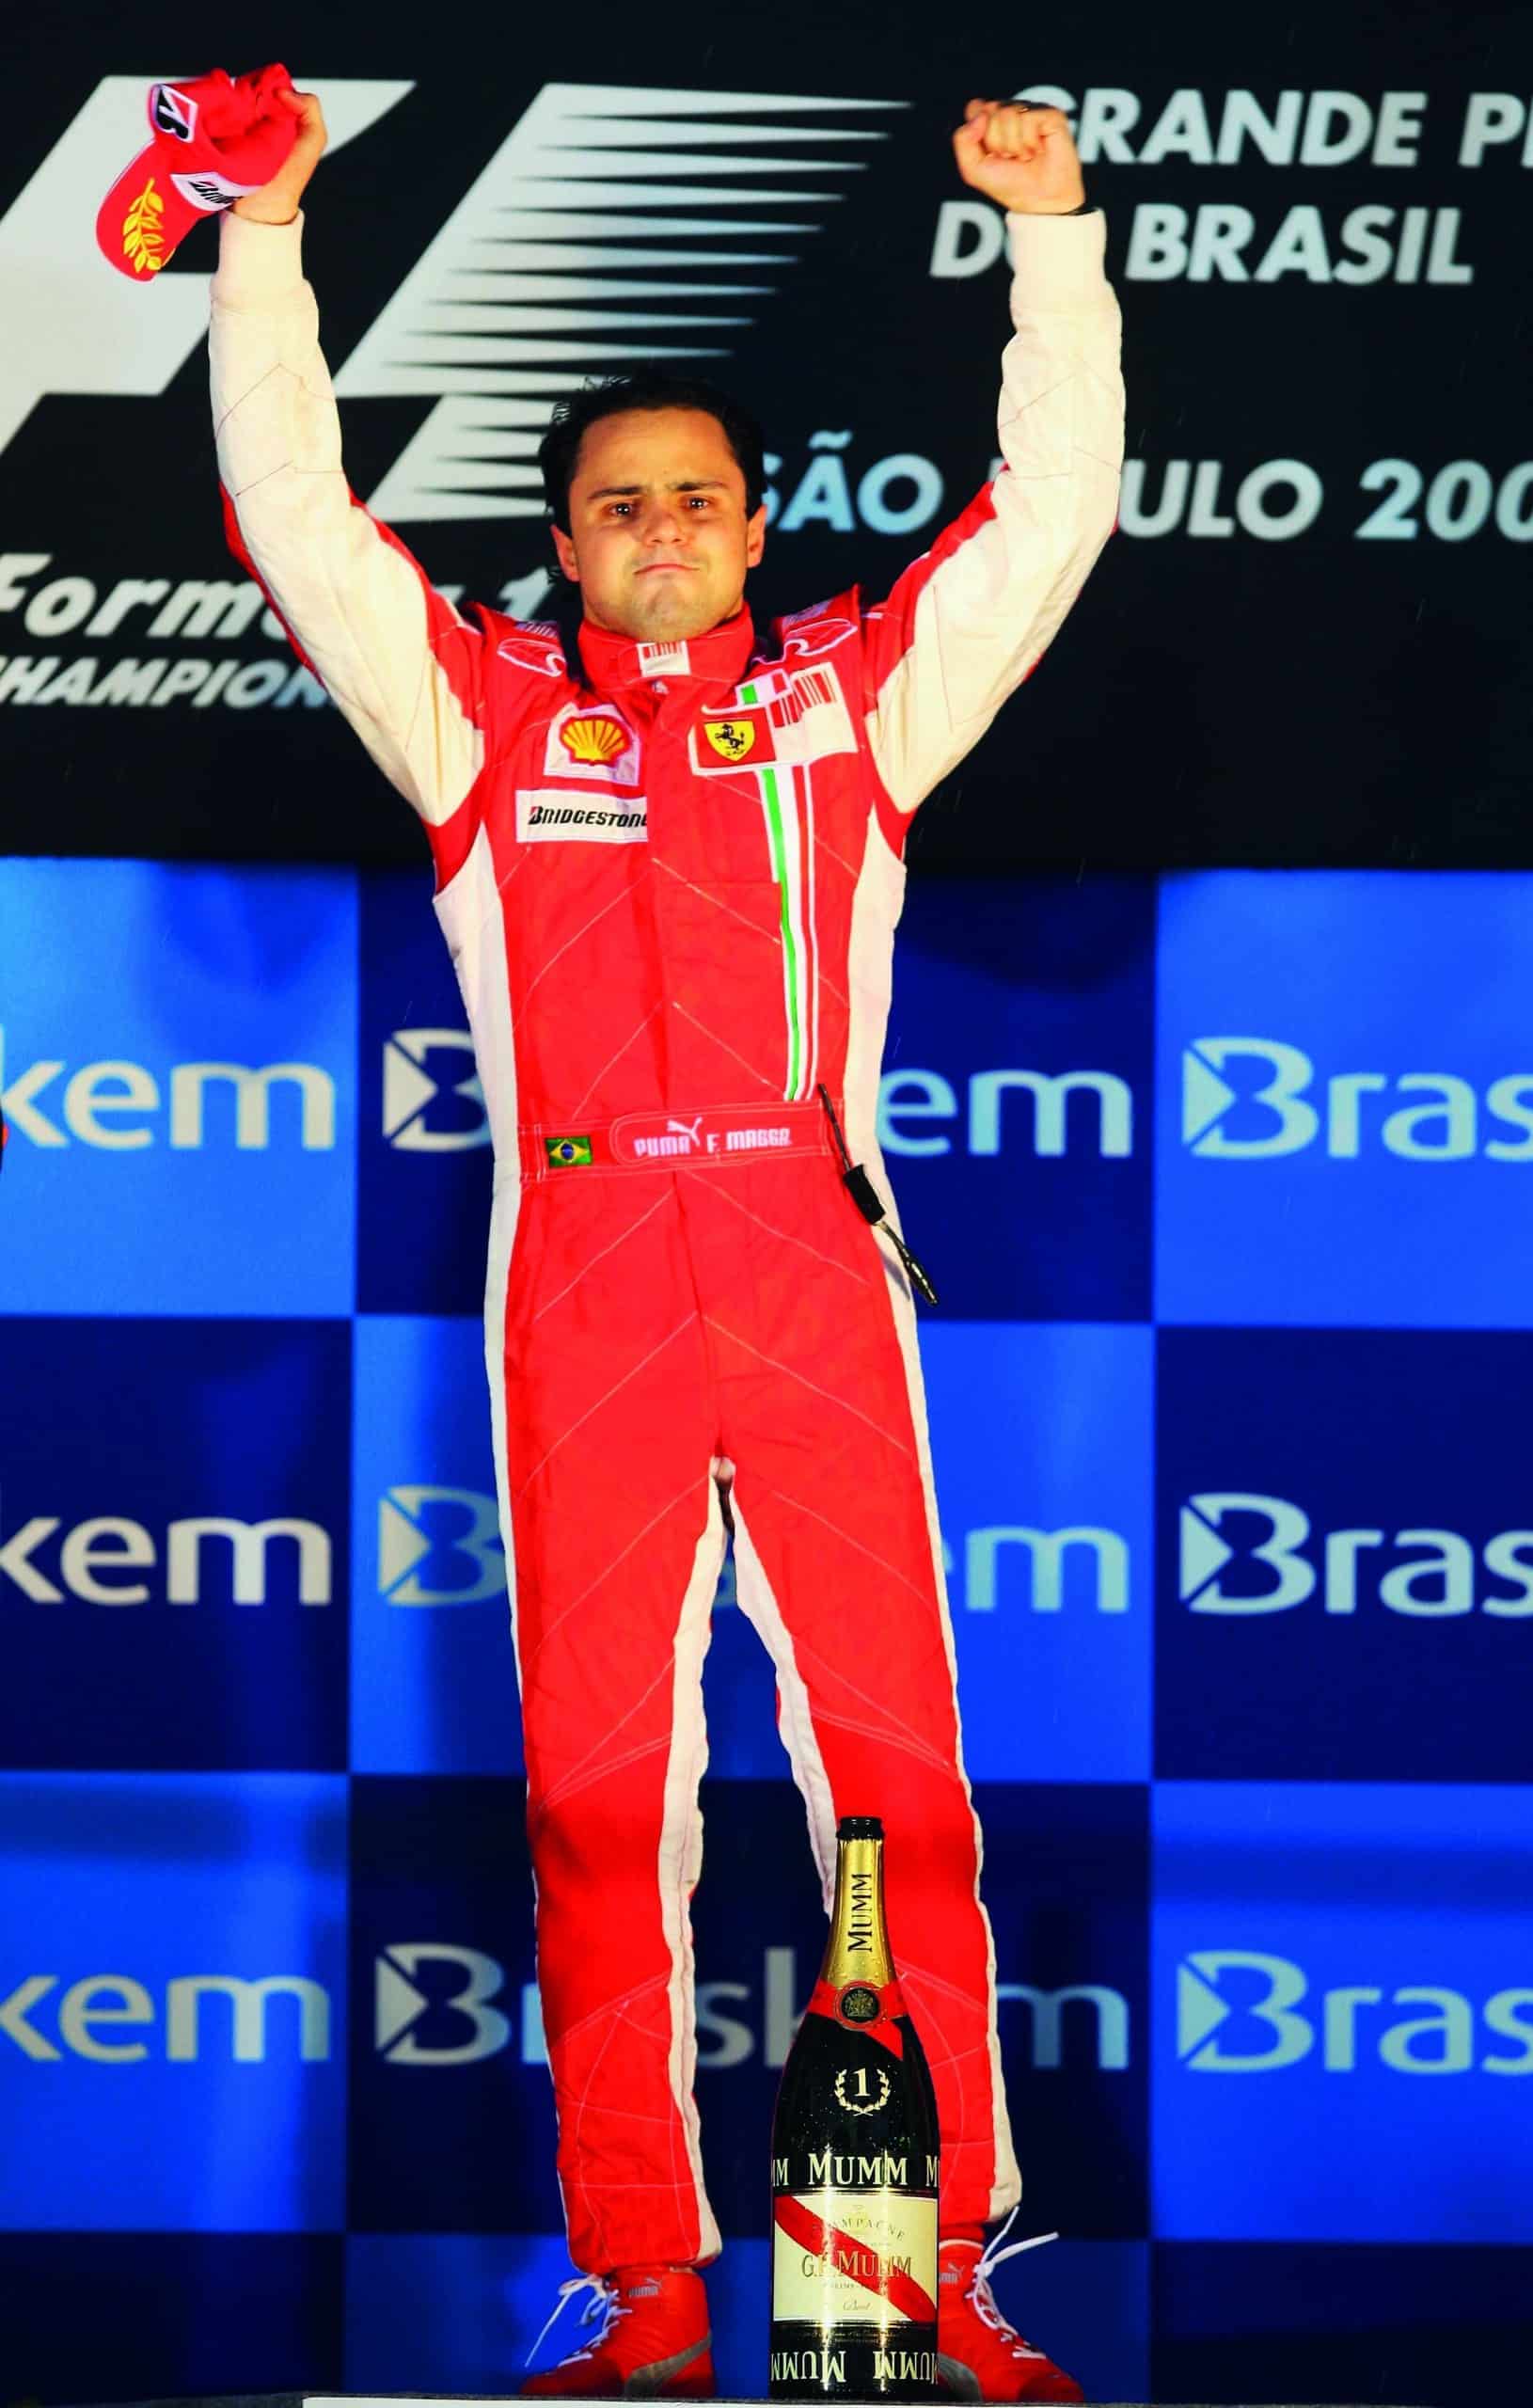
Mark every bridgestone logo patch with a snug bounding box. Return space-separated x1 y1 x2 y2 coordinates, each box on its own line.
529 805 641 831
515 789 648 844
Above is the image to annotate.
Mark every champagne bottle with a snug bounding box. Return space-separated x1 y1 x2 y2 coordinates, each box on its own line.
769 1815 940 2401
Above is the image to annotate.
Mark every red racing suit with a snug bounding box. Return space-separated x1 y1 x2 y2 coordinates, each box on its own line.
210 203 1123 2272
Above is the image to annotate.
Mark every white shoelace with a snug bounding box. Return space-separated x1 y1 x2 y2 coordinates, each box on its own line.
525 2271 630 2369
946 2209 1059 2360
529 2223 1057 2374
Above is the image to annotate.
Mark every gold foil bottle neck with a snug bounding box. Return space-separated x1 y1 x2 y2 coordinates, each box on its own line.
820 1830 896 1991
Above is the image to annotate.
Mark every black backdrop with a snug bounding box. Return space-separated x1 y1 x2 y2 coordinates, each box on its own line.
3 0 1530 874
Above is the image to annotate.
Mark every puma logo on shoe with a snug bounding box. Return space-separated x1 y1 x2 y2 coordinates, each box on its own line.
625 2334 713 2395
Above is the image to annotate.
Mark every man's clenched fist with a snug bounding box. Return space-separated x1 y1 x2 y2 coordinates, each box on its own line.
952 98 1086 215
233 86 328 225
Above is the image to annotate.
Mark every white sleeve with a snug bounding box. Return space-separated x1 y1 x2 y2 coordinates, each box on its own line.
209 209 487 831
862 210 1125 819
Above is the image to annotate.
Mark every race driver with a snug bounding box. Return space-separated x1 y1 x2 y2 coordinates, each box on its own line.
210 81 1123 2401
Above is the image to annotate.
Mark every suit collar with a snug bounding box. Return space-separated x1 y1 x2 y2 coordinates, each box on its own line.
578 606 757 693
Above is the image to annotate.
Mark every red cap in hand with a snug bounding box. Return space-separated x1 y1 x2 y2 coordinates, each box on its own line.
97 65 299 280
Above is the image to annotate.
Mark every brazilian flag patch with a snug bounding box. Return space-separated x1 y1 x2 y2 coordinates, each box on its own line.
545 1134 593 1168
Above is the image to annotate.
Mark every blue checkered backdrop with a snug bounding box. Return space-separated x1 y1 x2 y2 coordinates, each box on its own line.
2 863 1531 2404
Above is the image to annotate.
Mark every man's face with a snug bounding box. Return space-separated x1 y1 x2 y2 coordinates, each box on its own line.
551 406 767 642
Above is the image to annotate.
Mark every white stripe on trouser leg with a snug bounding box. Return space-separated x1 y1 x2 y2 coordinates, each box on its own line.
436 828 557 2225
838 814 1019 2218
657 1475 730 2265
435 825 524 1682
731 1506 838 1907
482 1179 521 1685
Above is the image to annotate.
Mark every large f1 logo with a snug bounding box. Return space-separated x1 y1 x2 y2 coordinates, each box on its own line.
2 82 897 519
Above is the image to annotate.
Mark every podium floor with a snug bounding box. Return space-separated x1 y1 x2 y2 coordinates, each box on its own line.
68 2395 1414 2407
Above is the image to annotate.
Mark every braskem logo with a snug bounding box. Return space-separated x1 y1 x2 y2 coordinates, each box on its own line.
0 1774 346 2229
378 1488 506 1608
1156 870 1533 1325
370 1941 1131 2077
1176 1950 1533 2075
1180 1038 1533 1162
0 1971 332 2065
878 1065 1134 1158
1153 1782 1533 2242
959 1520 1130 1616
0 861 356 1315
0 1042 337 1153
382 1028 488 1153
0 1506 333 1608
354 872 1157 1320
375 1944 519 2066
1179 1494 1533 1619
1156 1328 1533 1782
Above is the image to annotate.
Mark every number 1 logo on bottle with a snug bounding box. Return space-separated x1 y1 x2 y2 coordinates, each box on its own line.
835 2064 892 2115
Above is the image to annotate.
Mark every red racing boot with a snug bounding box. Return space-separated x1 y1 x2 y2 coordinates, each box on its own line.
936 2219 1083 2403
522 2265 715 2398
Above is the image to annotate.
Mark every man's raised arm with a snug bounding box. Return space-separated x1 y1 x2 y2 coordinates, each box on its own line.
209 86 487 839
862 99 1124 825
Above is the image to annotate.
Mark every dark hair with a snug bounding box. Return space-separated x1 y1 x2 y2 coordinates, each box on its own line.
538 372 766 532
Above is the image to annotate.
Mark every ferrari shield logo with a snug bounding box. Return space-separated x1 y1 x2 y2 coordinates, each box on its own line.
703 719 756 762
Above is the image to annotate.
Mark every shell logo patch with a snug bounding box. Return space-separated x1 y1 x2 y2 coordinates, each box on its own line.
703 719 756 763
560 715 630 767
545 704 640 788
